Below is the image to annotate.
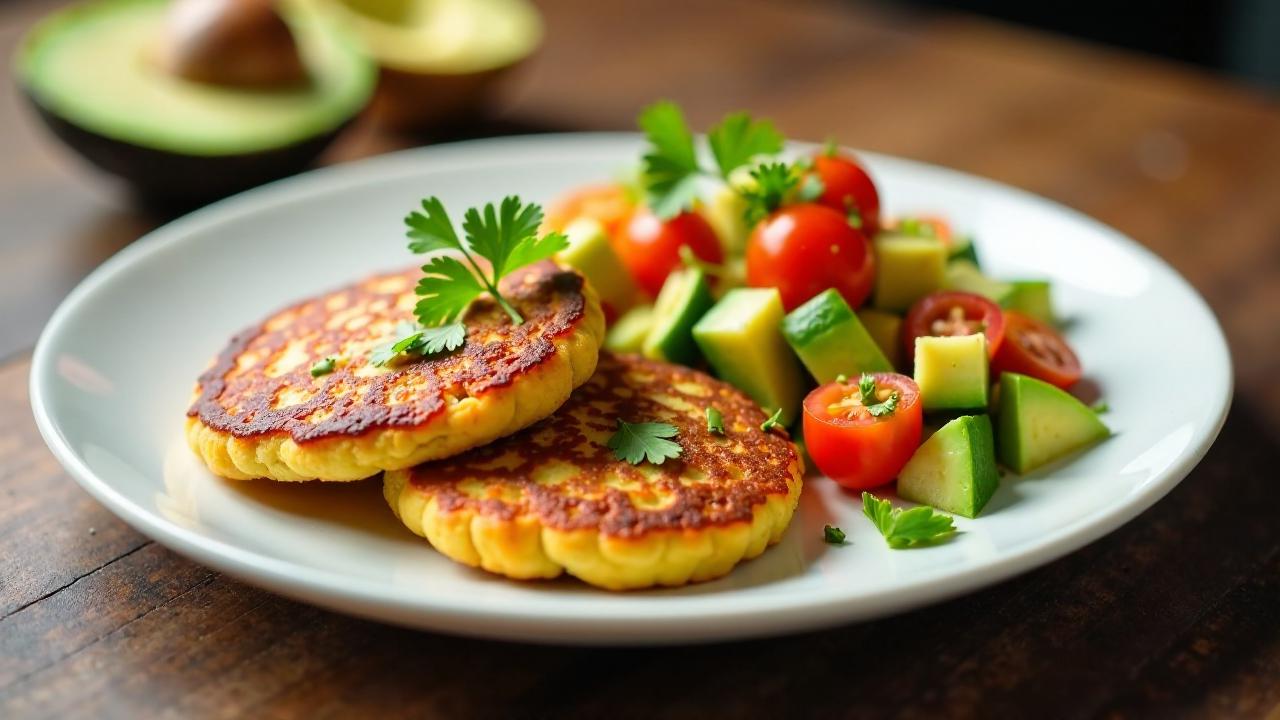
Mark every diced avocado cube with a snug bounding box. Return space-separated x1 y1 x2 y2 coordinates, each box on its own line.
558 217 640 317
898 414 999 518
872 234 947 312
604 305 654 353
944 260 1013 305
693 288 805 425
856 308 903 369
1004 280 1055 325
914 334 989 411
700 184 751 255
642 268 714 365
782 289 893 383
947 235 981 268
996 372 1110 473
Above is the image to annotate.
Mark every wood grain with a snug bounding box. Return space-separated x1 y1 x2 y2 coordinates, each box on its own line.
2 0 1279 717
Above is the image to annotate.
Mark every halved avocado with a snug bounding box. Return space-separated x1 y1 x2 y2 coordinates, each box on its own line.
17 0 376 205
314 0 542 132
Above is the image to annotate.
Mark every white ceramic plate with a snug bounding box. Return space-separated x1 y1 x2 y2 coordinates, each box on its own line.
30 134 1231 645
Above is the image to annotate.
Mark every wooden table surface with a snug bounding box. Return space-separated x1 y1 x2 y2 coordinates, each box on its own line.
3 0 1279 717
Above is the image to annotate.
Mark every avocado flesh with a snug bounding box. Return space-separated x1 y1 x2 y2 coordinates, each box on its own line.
558 218 640 320
1004 280 1056 325
856 308 903 369
996 373 1110 473
643 268 714 366
872 234 947 312
783 289 892 383
693 288 805 425
604 305 654 354
898 414 999 518
18 0 375 157
914 334 989 411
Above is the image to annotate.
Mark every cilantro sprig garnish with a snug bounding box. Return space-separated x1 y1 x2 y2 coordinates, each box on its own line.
740 161 824 226
310 357 337 377
862 493 956 549
607 419 683 465
760 408 785 433
823 525 847 545
706 407 725 435
858 374 899 418
370 321 466 367
406 196 568 327
638 102 785 218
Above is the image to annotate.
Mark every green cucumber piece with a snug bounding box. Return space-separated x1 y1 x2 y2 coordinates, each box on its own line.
898 414 999 518
693 288 805 425
945 260 1013 305
855 308 903 369
1004 280 1055 325
604 305 654 353
872 234 947 312
782 289 893 383
996 373 1110 473
642 268 714 365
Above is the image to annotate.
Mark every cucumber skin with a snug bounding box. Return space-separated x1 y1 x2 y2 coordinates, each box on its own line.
643 270 714 366
898 414 998 519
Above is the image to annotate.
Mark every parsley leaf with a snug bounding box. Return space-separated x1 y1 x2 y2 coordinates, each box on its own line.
862 492 956 549
638 101 702 219
370 321 466 367
741 162 804 226
407 196 565 327
858 374 899 418
707 112 784 179
760 408 784 433
706 407 725 434
823 525 847 545
607 420 682 465
310 357 336 377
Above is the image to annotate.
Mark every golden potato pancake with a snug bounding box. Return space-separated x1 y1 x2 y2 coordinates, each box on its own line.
187 261 604 481
384 353 803 590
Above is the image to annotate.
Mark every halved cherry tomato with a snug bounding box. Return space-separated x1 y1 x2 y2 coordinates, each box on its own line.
811 152 881 235
615 208 723 297
803 373 923 490
746 203 875 311
992 311 1082 389
903 291 1005 361
544 183 635 239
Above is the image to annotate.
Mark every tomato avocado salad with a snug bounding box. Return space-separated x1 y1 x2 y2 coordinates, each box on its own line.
545 100 1111 548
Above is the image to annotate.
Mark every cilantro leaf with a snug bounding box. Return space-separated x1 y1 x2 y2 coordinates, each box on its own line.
638 101 701 219
370 321 466 367
741 162 803 226
706 407 725 434
607 419 682 465
414 255 486 327
417 322 467 355
760 407 784 433
707 112 784 179
503 230 569 275
823 525 847 545
406 197 464 254
858 374 899 418
310 357 336 377
862 492 956 549
461 196 545 278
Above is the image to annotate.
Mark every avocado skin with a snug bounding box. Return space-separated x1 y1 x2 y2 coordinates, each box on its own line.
24 92 350 207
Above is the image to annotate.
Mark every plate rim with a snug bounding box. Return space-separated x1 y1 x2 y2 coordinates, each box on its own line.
28 132 1234 644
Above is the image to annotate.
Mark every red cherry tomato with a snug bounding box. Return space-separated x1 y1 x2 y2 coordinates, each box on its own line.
803 373 923 490
544 183 635 239
614 208 723 298
746 203 875 311
812 152 881 235
903 291 1006 361
992 311 1083 389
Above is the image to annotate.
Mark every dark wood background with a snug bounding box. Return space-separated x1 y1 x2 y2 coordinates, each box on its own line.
3 0 1279 717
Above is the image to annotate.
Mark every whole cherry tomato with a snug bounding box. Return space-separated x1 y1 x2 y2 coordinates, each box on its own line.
615 208 723 298
992 311 1083 389
812 152 881 235
903 291 1006 361
803 373 923 490
746 203 875 311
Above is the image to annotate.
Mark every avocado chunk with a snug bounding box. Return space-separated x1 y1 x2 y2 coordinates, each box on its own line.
17 0 376 204
693 288 805 425
996 372 1110 473
782 289 892 383
856 308 904 369
872 234 947 312
1004 280 1056 325
643 268 714 365
604 305 654 354
947 235 982 268
914 334 989 411
701 184 751 256
898 415 999 518
558 217 640 319
944 260 1014 305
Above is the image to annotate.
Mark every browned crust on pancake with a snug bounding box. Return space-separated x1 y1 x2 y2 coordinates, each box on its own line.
406 353 800 538
188 261 587 444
